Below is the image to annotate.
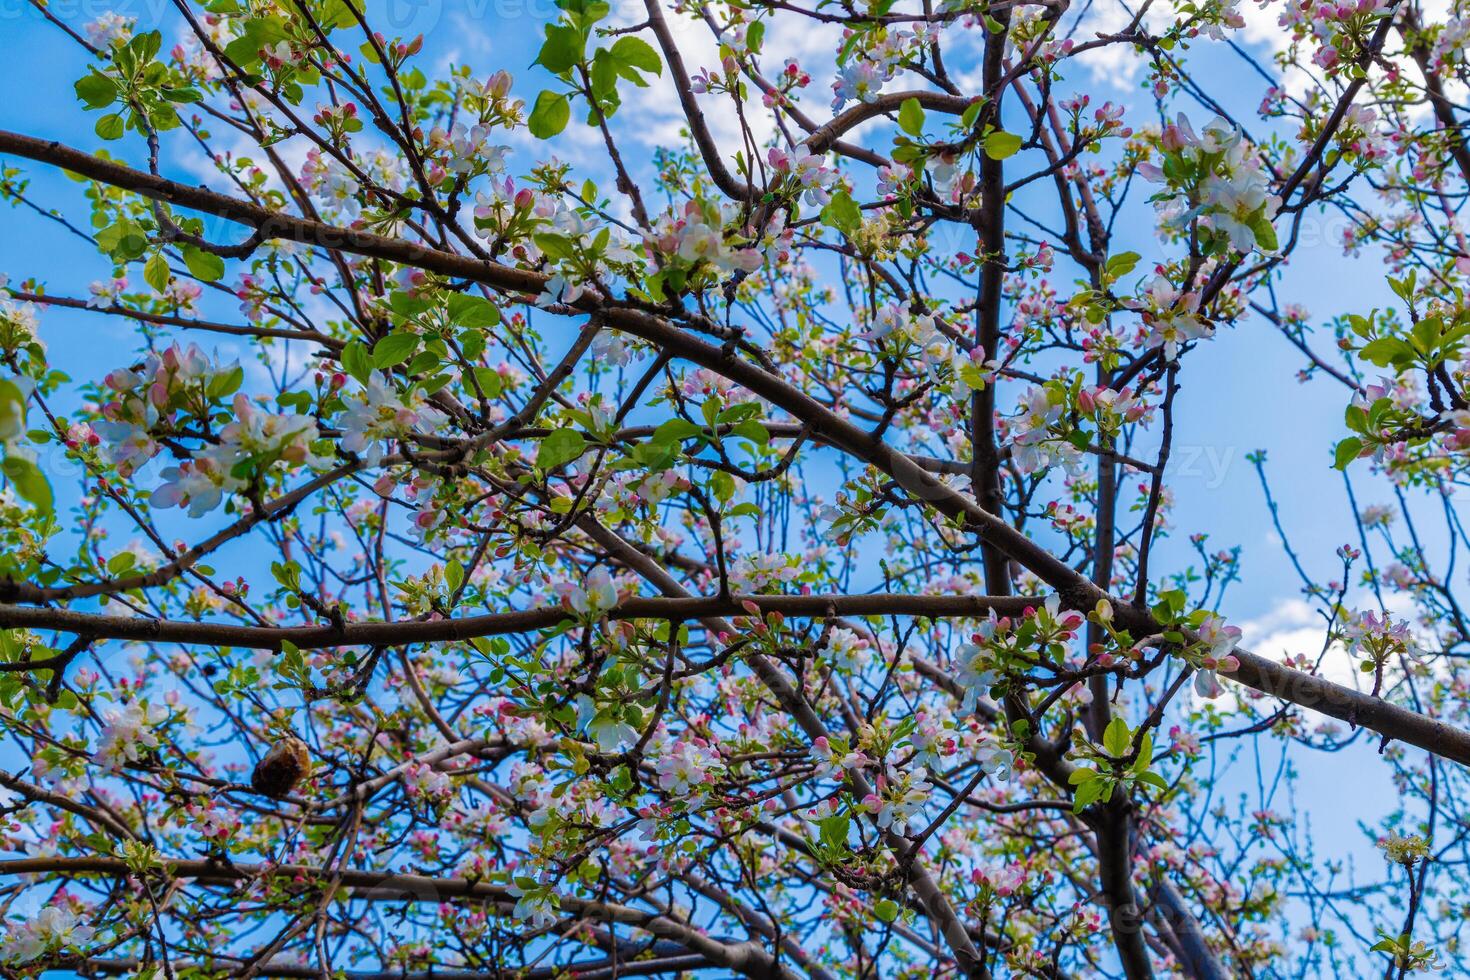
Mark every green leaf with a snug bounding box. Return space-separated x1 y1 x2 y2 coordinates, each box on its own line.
897 97 925 137
610 36 661 76
745 21 766 52
459 330 486 361
144 253 171 293
341 341 372 387
536 24 583 74
565 0 610 32
1132 732 1154 773
1137 771 1170 791
471 366 504 399
983 130 1022 160
182 245 225 282
817 812 850 849
1072 777 1105 813
75 71 118 109
1103 716 1130 756
821 189 862 236
222 16 290 68
1358 337 1414 369
208 364 244 398
371 332 419 370
1249 211 1279 252
389 289 431 319
407 350 441 377
445 559 464 594
96 220 147 262
537 428 586 471
447 293 501 328
652 418 702 444
1 456 52 514
272 560 302 589
874 898 900 923
1333 437 1364 470
590 49 622 106
710 470 735 504
1408 315 1434 356
1105 251 1141 278
129 30 163 64
533 233 575 261
94 113 126 140
528 91 571 139
629 430 686 466
731 419 769 445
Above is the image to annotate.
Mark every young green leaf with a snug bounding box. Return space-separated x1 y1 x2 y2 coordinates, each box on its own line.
182 245 226 282
341 341 373 387
1 456 52 514
983 130 1023 160
897 97 925 137
448 293 501 328
74 72 119 109
821 189 862 236
1333 437 1364 470
144 253 171 293
529 91 571 139
610 36 662 76
94 113 126 140
538 428 587 471
371 333 419 370
1103 716 1130 757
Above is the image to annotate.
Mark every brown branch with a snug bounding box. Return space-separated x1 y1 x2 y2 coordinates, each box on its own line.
0 594 1031 651
0 857 799 980
11 291 339 347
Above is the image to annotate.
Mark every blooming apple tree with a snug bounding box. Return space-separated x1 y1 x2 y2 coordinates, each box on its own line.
0 0 1468 975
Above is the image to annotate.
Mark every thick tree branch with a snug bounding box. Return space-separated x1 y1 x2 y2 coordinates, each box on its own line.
0 594 1031 650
